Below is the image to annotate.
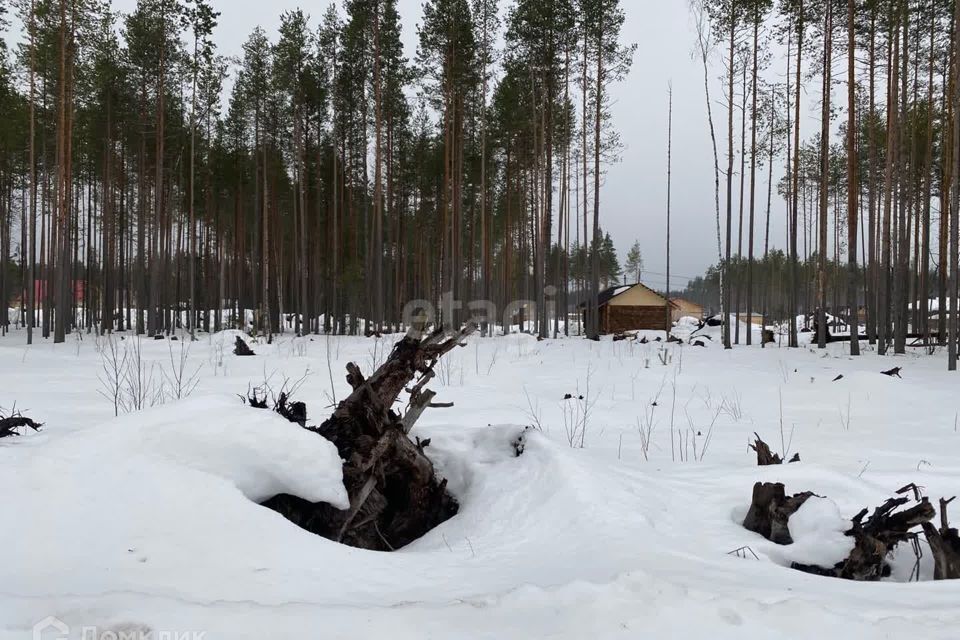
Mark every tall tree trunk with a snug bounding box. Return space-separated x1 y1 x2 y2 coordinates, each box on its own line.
868 8 878 345
724 6 735 349
746 12 759 345
950 0 960 370
847 0 860 355
27 0 36 345
189 33 198 340
665 83 672 337
590 1 604 341
894 5 909 355
881 20 899 356
372 1 384 331
816 0 832 350
789 0 803 348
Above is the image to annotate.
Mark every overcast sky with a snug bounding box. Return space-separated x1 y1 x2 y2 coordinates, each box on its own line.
14 0 825 290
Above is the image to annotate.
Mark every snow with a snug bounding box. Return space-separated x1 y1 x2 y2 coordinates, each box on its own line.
910 298 960 313
675 314 703 327
3 328 960 639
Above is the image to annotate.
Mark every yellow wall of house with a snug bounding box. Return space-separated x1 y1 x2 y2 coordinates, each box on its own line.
671 299 703 318
608 285 667 307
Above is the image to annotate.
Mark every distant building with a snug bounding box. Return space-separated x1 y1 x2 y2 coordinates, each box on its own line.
670 298 704 322
580 282 673 334
26 280 86 305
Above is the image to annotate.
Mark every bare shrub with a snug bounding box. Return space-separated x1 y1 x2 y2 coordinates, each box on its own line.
523 387 544 432
562 364 598 448
163 340 202 401
97 335 129 417
123 336 163 412
719 389 745 422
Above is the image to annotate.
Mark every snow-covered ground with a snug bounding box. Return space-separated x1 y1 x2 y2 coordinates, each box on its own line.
2 324 960 639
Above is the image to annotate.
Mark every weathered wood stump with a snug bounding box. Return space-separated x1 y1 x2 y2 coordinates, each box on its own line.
792 486 935 581
742 482 814 544
234 336 255 356
749 433 799 465
262 324 473 551
922 497 960 580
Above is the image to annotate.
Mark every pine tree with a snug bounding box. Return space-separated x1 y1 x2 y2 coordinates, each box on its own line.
624 240 643 283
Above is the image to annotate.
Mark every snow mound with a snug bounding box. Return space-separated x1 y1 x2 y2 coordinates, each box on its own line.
0 394 347 609
781 496 854 568
675 315 703 327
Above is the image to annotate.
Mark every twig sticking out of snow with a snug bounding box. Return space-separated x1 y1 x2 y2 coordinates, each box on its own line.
727 546 760 560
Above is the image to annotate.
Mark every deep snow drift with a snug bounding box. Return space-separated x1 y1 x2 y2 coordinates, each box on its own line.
2 325 960 639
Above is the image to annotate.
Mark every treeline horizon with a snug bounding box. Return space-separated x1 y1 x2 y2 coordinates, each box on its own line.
0 0 634 342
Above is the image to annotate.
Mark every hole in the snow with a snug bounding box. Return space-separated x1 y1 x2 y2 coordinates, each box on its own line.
260 477 459 551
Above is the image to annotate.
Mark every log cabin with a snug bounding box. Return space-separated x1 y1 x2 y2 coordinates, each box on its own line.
581 283 674 334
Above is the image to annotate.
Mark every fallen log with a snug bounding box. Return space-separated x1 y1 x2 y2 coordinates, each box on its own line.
922 497 960 580
742 482 814 545
0 412 43 438
262 323 473 551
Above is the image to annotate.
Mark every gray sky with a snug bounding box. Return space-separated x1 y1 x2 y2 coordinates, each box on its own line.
17 0 823 290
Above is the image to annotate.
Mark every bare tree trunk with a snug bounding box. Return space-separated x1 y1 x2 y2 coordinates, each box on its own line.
590 3 604 341
789 1 804 348
868 9 879 345
150 26 167 337
950 0 960 370
881 21 899 356
666 83 673 336
189 33 198 340
847 0 860 355
736 59 746 344
27 0 36 345
921 11 935 346
894 7 909 355
817 0 832 350
746 13 759 345
372 1 384 332
724 9 735 349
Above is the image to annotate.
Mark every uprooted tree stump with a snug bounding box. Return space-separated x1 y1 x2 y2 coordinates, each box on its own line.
261 324 473 551
742 482 815 545
793 490 935 581
749 434 800 465
744 483 938 581
922 497 960 580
